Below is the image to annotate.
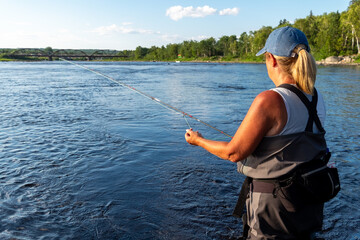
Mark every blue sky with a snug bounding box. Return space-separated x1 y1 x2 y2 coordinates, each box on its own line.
0 0 350 50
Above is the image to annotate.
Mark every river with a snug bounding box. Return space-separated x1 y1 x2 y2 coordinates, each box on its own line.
0 61 359 239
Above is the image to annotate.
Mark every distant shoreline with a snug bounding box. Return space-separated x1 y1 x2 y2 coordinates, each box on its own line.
1 57 359 66
316 62 360 66
316 60 360 66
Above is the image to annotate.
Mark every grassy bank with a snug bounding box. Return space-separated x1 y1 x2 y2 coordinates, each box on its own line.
1 55 359 66
0 56 48 62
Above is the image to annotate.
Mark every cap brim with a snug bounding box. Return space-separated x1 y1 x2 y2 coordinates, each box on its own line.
256 48 266 56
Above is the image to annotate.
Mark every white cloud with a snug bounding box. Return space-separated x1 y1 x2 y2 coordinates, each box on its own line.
92 23 157 35
219 7 239 16
166 5 217 21
191 35 210 41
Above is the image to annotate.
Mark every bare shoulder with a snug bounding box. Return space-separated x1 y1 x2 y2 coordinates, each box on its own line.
251 90 287 136
252 90 284 109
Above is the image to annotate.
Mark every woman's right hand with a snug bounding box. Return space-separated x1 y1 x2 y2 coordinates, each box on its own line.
185 128 203 146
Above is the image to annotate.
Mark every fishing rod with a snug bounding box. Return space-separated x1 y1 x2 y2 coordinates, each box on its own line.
59 58 233 138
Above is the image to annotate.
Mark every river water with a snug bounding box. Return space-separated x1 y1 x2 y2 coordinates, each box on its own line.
0 61 359 240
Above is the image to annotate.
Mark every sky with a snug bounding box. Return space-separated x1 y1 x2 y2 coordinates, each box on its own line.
0 0 351 51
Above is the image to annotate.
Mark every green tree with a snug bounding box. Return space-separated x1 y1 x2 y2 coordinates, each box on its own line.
228 35 238 56
135 46 148 59
44 46 53 54
144 46 159 60
238 32 251 57
216 35 230 56
296 11 319 47
278 19 291 28
199 38 216 57
166 43 180 59
158 46 167 60
189 40 199 58
252 26 273 55
314 12 342 58
346 0 360 54
180 41 196 58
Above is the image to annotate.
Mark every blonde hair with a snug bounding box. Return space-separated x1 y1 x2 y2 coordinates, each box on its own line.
274 44 317 95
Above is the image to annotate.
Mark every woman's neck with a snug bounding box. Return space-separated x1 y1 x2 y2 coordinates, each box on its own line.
274 74 295 87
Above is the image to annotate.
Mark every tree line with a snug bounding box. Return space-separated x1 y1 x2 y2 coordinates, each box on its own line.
122 0 360 62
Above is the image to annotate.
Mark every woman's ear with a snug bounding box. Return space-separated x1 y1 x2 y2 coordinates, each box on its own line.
268 53 277 68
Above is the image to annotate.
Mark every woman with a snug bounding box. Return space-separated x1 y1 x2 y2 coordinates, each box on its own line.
185 27 327 239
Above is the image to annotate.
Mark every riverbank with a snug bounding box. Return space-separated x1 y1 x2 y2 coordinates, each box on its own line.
316 55 360 66
1 55 359 66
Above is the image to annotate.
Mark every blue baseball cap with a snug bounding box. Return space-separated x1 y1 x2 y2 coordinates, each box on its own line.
256 26 310 57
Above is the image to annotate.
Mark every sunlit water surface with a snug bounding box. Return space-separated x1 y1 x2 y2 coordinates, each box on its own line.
0 62 359 239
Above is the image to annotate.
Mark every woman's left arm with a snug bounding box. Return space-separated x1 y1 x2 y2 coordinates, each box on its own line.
185 90 286 162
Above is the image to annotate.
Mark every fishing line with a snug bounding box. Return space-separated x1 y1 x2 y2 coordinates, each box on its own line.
183 115 192 129
59 58 233 138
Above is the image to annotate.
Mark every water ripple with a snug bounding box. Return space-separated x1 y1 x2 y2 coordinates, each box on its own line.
0 62 358 239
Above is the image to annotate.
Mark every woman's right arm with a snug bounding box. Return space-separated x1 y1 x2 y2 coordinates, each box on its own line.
185 90 287 162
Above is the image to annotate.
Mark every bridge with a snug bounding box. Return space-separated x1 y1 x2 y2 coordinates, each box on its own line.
3 48 129 61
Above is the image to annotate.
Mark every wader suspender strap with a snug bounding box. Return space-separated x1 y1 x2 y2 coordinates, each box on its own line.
278 84 325 133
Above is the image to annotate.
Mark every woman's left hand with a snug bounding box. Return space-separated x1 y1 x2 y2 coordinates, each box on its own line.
185 128 203 146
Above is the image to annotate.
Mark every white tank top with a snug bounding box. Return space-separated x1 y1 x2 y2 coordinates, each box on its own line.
271 86 326 135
